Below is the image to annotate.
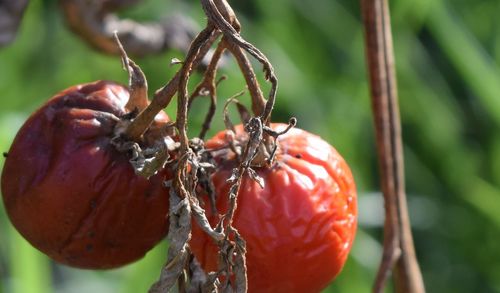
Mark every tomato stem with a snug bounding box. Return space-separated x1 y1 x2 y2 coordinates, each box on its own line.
123 30 220 142
188 40 227 139
201 0 278 125
226 39 266 117
150 0 286 291
360 0 425 292
177 26 217 152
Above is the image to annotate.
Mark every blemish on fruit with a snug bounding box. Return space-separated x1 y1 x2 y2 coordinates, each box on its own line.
90 199 97 209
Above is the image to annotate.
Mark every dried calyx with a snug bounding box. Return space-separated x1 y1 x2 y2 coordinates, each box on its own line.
110 33 177 180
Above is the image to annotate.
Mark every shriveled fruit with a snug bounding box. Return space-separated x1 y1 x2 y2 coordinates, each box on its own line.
190 124 357 293
1 81 170 269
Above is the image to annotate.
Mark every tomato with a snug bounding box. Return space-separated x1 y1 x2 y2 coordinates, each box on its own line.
190 124 357 292
1 81 170 269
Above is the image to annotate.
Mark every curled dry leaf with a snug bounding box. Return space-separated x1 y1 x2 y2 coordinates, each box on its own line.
149 190 192 293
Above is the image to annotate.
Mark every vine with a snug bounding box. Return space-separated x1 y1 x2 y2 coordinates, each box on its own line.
112 0 294 291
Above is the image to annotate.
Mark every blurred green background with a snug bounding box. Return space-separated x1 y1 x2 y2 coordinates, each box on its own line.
1 0 500 292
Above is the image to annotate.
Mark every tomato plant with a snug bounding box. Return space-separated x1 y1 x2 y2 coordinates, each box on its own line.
1 81 171 269
191 124 357 292
1 0 361 291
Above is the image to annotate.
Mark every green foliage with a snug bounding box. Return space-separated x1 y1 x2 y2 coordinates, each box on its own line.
1 0 500 292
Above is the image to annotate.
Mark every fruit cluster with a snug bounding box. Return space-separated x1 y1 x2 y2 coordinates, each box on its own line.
1 0 357 292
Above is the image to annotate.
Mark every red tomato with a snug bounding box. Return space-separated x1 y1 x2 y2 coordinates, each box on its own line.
1 81 170 269
190 124 357 292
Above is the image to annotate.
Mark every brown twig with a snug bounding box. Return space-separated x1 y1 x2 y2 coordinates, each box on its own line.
60 0 199 57
225 118 262 229
177 26 217 151
225 40 266 117
146 0 287 291
188 40 227 139
216 118 265 292
124 30 220 141
0 0 29 46
360 0 425 292
201 0 277 123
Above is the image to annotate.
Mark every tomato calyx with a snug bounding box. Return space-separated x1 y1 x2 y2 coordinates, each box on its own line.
107 35 180 179
111 133 177 179
111 110 178 180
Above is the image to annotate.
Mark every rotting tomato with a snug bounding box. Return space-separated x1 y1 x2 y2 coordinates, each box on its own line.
190 123 357 293
1 81 170 269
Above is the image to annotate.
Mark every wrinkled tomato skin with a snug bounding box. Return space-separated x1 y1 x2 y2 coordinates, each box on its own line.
191 124 357 293
1 81 170 269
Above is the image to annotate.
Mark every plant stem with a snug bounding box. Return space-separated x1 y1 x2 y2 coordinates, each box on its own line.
225 39 266 116
124 30 219 141
188 40 227 139
360 0 425 292
60 0 198 56
201 0 277 123
177 26 216 151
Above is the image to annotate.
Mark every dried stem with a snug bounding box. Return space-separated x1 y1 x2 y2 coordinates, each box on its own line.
201 0 277 123
233 233 248 293
146 0 286 291
177 26 217 151
360 0 425 292
60 0 199 57
0 0 29 46
224 119 262 227
189 40 227 139
225 40 266 116
215 117 266 292
124 30 220 141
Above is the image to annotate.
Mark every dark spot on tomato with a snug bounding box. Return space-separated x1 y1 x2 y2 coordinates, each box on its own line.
90 199 97 209
295 154 302 159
